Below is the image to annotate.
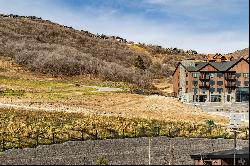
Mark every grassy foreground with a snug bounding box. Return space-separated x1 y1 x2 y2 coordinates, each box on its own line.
0 108 233 151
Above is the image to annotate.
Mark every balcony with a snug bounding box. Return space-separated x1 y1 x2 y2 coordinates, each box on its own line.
199 75 210 81
225 74 236 80
199 84 210 88
225 83 237 88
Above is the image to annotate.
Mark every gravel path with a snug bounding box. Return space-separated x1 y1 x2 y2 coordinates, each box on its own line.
84 86 123 92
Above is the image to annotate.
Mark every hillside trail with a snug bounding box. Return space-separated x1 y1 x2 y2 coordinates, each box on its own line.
83 85 123 92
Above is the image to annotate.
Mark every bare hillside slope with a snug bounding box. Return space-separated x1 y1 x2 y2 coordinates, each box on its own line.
0 14 207 88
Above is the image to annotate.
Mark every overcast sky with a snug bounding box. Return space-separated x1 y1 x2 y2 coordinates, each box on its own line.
0 0 248 54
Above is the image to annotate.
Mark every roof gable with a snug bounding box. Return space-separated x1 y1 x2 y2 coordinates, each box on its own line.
198 63 219 71
172 62 182 76
226 57 249 71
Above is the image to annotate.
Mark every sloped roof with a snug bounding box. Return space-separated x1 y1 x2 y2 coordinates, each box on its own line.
190 147 249 159
210 59 239 71
181 58 245 72
182 62 207 71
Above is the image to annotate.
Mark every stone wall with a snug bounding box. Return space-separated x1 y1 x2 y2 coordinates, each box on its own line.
179 65 186 102
179 60 196 102
0 137 248 165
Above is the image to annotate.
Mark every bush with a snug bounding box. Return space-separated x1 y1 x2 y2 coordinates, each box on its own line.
0 88 25 96
134 55 146 70
96 157 107 165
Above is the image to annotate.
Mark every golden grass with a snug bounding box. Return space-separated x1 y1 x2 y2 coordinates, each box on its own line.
0 57 228 125
0 108 232 150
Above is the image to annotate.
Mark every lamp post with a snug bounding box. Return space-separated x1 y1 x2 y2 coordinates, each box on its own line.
233 129 237 165
148 137 151 165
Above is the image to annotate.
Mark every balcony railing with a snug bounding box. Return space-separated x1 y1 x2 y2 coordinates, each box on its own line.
199 75 210 80
199 84 210 88
225 83 237 88
225 74 236 80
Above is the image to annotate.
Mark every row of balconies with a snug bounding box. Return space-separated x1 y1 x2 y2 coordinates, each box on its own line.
199 74 236 80
198 82 237 88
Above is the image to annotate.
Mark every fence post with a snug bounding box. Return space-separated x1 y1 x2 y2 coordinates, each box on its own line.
123 129 125 139
157 127 160 136
81 130 84 141
36 134 39 146
95 130 98 140
134 129 137 138
52 133 55 144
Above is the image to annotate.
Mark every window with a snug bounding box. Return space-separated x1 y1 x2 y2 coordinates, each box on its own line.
202 88 206 94
209 80 215 86
210 88 215 93
193 73 198 78
243 73 249 78
244 81 249 87
186 88 188 92
235 73 241 78
193 95 198 102
201 81 206 86
237 81 241 87
209 73 215 78
186 73 188 77
227 81 233 85
217 88 223 93
228 88 232 94
217 73 223 78
217 81 223 86
192 81 198 86
193 88 198 93
211 95 221 102
186 81 188 85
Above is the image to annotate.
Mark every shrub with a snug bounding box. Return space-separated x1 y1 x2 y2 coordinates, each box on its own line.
0 88 25 96
134 55 146 70
96 157 107 165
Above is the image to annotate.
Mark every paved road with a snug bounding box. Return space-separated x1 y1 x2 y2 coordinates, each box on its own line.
185 102 249 127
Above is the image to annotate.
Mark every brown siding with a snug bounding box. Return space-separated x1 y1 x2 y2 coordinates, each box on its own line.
173 58 249 103
229 59 249 73
229 60 249 87
200 64 218 72
194 159 222 165
187 72 193 92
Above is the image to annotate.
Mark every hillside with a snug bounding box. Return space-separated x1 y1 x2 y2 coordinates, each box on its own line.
0 14 206 89
0 55 227 125
0 14 234 152
225 47 249 59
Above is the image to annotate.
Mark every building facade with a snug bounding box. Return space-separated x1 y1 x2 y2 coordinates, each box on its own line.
172 57 249 103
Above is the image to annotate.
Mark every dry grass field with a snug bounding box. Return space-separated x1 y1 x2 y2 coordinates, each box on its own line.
0 57 228 126
0 56 237 151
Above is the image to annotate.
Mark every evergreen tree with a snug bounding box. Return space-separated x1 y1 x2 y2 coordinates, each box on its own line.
134 55 146 70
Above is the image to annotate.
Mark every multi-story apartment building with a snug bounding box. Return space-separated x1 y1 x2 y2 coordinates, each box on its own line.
172 56 249 103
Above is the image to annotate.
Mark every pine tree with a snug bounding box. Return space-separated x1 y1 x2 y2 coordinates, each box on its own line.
134 55 146 70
